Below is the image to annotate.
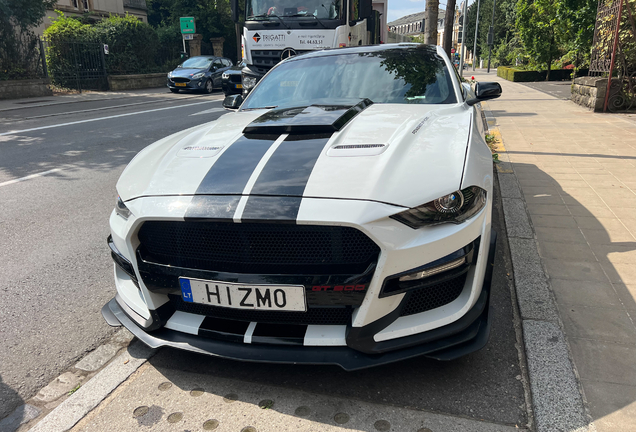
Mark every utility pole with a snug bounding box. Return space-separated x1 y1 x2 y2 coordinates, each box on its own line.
424 0 440 45
472 0 481 71
486 0 496 72
459 0 468 76
442 0 457 58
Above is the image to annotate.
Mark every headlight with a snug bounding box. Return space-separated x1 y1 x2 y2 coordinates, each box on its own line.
167 72 172 78
222 73 229 79
391 186 486 228
115 196 132 219
242 74 258 89
192 72 205 79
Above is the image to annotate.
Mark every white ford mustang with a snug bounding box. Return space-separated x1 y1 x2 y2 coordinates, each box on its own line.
103 44 502 370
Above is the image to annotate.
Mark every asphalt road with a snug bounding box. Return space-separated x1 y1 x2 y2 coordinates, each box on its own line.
0 88 529 428
0 88 226 419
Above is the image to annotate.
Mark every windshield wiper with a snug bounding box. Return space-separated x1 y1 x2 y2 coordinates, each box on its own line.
286 13 327 28
247 13 289 29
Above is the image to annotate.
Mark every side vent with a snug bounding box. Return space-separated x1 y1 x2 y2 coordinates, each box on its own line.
327 144 387 157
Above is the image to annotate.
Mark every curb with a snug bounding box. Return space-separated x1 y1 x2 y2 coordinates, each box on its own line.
27 341 155 432
482 101 596 432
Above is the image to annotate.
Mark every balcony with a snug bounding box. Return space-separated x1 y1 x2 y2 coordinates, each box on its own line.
123 0 147 10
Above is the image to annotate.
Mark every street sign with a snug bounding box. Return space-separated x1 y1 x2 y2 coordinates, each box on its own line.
103 44 109 55
451 48 456 53
180 17 196 34
184 34 194 40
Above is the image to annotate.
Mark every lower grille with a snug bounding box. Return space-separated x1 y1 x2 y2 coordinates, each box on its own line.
171 77 190 83
400 273 467 317
168 295 353 325
229 74 241 83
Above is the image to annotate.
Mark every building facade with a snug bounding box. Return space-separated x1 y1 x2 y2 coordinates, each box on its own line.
34 0 148 37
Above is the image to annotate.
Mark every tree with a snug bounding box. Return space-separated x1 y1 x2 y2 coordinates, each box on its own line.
464 0 516 66
0 0 56 79
424 0 439 45
443 0 457 57
516 0 564 79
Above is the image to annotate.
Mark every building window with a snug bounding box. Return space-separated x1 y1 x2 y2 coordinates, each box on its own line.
72 0 79 8
83 0 89 10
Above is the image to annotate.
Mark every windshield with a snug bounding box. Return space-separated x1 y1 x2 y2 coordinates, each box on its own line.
246 0 341 19
179 57 214 69
242 46 457 110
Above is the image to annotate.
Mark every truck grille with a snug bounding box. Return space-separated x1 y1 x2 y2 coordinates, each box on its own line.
251 50 312 70
137 221 380 275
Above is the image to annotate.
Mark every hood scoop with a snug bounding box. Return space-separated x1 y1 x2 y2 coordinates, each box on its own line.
243 99 373 135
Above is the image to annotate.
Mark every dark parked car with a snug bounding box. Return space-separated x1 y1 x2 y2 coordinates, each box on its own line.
167 56 233 94
221 60 245 96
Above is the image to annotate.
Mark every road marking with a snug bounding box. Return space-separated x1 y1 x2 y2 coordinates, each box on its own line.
0 100 221 136
190 107 226 116
0 168 62 187
24 97 208 119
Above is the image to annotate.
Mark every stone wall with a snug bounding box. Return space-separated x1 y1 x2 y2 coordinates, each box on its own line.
0 79 52 100
571 77 607 112
107 73 167 91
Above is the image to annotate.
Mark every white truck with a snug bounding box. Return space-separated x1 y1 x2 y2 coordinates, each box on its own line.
230 0 387 92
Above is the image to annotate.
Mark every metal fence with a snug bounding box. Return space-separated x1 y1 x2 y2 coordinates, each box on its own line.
42 38 107 92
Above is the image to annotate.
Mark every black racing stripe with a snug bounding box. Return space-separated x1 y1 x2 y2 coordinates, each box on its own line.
250 133 331 196
198 316 250 343
193 134 278 195
251 323 307 346
241 196 302 223
185 195 240 220
241 134 331 222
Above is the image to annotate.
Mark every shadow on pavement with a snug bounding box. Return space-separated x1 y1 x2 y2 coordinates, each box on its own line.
143 177 529 428
0 374 25 429
490 110 538 117
513 163 636 428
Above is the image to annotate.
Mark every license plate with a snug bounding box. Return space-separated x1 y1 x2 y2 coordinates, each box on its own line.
179 277 306 311
235 84 242 89
175 83 186 87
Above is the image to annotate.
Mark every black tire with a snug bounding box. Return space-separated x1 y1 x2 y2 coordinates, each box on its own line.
204 79 214 94
169 88 179 93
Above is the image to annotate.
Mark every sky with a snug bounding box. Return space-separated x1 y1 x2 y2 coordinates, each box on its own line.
386 0 451 24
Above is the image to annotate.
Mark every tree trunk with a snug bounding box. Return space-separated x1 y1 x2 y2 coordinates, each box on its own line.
442 0 457 57
424 0 440 46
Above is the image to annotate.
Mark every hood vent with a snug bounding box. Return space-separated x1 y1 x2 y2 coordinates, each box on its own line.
177 145 224 158
243 99 373 135
327 143 388 157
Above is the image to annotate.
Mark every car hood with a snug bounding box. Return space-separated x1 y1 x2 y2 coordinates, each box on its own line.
117 102 473 209
170 68 206 77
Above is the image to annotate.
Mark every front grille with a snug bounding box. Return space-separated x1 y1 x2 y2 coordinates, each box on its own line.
400 273 467 317
168 294 353 325
137 221 380 275
251 50 312 70
229 74 241 83
171 77 190 83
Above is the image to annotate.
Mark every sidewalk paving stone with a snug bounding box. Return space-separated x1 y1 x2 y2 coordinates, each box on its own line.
476 69 636 432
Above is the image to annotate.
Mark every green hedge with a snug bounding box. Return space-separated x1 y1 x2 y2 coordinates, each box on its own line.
496 66 587 82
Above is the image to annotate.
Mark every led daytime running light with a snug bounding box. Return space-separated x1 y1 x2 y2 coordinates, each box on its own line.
399 257 466 282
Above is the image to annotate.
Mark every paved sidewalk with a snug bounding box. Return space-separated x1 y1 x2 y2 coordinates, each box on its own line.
475 70 636 431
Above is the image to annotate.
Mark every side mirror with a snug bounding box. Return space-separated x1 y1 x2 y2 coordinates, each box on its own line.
466 82 502 106
360 0 373 19
231 0 239 23
223 94 243 110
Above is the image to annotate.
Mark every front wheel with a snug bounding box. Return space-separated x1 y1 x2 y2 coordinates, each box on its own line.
169 88 179 93
204 79 214 94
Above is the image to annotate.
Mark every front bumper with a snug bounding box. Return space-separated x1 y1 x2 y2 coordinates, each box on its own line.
103 230 496 370
167 78 205 90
